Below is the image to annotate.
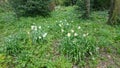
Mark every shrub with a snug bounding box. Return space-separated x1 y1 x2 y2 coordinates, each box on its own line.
8 0 52 17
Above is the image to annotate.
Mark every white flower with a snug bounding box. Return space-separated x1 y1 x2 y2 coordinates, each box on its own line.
65 19 67 22
59 24 62 27
48 26 50 28
39 36 42 39
83 33 89 37
74 33 78 36
31 26 35 30
61 29 64 32
39 26 41 29
67 33 71 37
83 34 86 37
43 33 47 38
86 33 89 36
78 26 81 29
89 52 93 55
71 21 74 22
71 29 74 33
66 23 69 25
31 26 37 31
61 23 63 25
60 21 62 23
27 32 30 34
34 27 37 31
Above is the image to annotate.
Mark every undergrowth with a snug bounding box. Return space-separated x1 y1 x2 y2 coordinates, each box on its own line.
0 6 120 68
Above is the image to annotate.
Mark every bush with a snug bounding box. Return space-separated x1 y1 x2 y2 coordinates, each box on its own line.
8 0 52 17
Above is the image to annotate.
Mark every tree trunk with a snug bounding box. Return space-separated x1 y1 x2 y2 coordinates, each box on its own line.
82 0 90 18
107 0 120 25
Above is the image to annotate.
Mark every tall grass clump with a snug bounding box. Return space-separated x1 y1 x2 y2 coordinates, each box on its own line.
4 32 28 57
58 24 100 66
59 34 99 65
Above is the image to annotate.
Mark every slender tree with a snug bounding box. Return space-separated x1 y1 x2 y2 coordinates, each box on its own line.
82 0 90 18
107 0 120 25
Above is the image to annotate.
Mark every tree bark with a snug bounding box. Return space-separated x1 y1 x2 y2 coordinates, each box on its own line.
107 0 120 25
82 0 90 18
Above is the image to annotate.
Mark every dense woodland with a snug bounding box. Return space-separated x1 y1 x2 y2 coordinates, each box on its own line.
0 0 120 68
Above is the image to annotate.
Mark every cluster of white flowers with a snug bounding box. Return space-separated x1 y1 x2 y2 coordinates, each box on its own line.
67 33 71 37
83 33 89 37
43 33 48 38
38 33 48 39
78 26 81 29
60 20 62 23
30 25 48 40
61 29 64 32
31 26 37 31
67 32 78 37
38 26 41 29
58 23 90 38
59 24 62 27
74 33 78 36
31 25 42 31
71 29 74 33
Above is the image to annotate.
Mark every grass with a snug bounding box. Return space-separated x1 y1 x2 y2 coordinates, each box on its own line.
0 6 120 68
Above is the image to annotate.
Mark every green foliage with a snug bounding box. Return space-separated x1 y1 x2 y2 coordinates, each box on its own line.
0 12 16 23
76 0 110 11
4 25 49 56
93 0 110 10
1 6 120 68
76 0 85 11
59 26 99 65
4 32 28 56
0 2 10 13
54 0 76 6
8 0 51 17
63 0 71 6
